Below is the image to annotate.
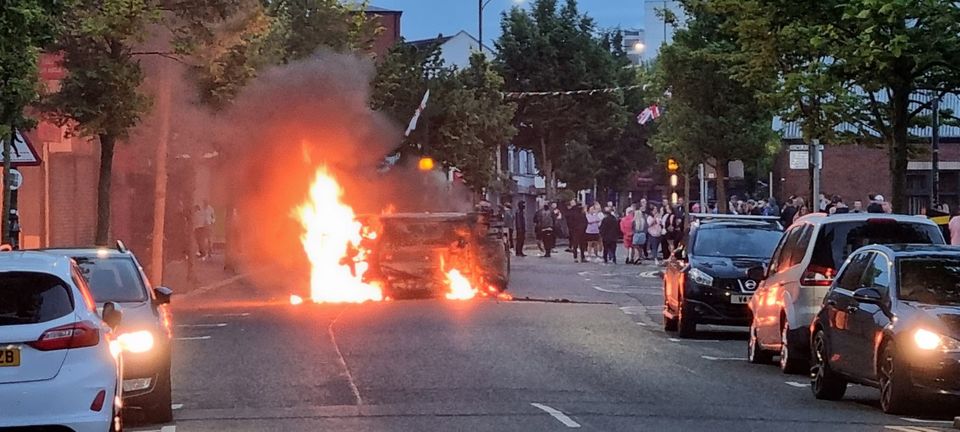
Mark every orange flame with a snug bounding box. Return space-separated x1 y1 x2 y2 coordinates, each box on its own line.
445 269 477 300
290 294 304 305
294 167 383 303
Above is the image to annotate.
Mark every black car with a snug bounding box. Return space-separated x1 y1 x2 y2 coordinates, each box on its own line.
663 215 784 338
811 244 960 414
44 242 174 423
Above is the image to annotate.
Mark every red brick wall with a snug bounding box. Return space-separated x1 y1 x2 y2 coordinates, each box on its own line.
367 11 401 59
776 144 892 206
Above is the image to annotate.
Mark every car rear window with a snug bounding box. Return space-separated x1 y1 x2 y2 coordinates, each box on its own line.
809 221 945 270
0 272 74 326
74 257 147 302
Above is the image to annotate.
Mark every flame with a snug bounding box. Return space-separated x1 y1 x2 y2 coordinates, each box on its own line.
290 294 304 305
294 167 383 303
445 269 477 300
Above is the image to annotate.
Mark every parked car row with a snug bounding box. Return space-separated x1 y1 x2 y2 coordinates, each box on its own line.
1 242 174 431
663 212 956 414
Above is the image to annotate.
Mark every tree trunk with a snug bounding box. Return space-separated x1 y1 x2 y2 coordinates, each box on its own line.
151 61 172 285
2 126 13 244
716 159 728 214
95 134 116 245
539 135 556 200
890 86 911 214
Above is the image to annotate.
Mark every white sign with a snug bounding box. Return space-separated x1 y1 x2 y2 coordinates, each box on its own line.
0 130 40 166
789 151 808 170
788 144 807 151
8 169 22 190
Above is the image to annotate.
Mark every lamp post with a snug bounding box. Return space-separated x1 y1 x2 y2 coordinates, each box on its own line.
479 0 494 55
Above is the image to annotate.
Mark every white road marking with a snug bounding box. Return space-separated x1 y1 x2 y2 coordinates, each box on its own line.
203 312 250 317
593 285 633 294
636 321 648 327
530 403 581 428
900 417 953 425
171 403 183 410
176 323 227 328
886 426 940 432
784 381 809 388
639 271 663 278
701 355 746 361
174 336 211 341
668 338 719 343
161 426 177 432
329 311 363 406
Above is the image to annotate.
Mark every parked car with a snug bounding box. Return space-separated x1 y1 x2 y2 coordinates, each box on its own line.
811 244 960 414
0 251 124 432
45 242 174 424
748 214 945 373
663 214 783 338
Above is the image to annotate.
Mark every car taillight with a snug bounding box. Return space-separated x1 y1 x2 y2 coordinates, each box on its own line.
28 321 100 351
801 265 835 286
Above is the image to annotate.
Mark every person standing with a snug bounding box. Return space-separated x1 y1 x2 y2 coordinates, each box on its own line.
867 194 885 213
514 201 527 257
537 204 556 257
647 206 663 266
621 207 636 264
585 203 603 262
502 203 515 252
192 204 208 260
949 209 960 245
663 204 682 259
600 208 621 264
632 206 648 265
780 196 797 227
568 201 588 263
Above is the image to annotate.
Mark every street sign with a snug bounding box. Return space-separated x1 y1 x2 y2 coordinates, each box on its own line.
8 169 22 190
789 151 808 170
788 144 807 151
0 130 41 167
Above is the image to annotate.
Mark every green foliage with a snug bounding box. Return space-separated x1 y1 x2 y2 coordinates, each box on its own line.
0 0 62 132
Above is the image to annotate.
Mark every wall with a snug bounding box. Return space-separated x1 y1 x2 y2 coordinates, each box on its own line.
368 11 402 59
439 32 481 69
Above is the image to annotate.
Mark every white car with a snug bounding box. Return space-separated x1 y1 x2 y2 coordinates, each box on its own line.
0 252 124 431
747 213 945 374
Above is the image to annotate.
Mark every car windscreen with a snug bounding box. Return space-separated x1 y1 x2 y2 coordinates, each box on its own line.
692 227 783 258
898 257 960 306
382 221 468 247
809 221 945 270
74 257 147 302
0 272 74 326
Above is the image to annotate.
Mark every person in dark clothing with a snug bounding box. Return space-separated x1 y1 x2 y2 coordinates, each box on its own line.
567 202 588 262
515 201 527 257
537 205 556 257
866 194 885 213
600 209 621 263
780 196 798 227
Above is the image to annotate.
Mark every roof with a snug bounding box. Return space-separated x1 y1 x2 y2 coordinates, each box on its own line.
793 212 936 226
0 251 75 280
859 244 960 257
408 35 454 50
42 247 132 259
363 5 400 13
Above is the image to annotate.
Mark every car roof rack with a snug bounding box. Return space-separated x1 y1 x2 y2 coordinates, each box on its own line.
116 240 127 253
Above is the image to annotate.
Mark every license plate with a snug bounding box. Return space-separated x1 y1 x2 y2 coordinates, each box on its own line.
0 347 20 367
730 294 752 304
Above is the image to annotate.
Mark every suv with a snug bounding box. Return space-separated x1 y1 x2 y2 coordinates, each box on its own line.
663 215 783 338
748 214 945 373
45 242 174 424
811 245 960 414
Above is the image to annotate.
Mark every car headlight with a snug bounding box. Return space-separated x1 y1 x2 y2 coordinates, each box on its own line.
117 330 155 353
688 268 714 286
913 328 960 352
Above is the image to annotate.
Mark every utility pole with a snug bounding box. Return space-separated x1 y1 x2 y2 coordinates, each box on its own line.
698 163 707 210
150 58 172 285
2 126 13 245
931 95 941 209
810 138 821 212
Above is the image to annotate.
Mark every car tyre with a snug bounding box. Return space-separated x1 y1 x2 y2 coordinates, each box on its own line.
748 322 774 364
811 329 847 400
676 298 696 338
779 319 807 374
879 342 915 415
142 366 174 424
663 310 678 332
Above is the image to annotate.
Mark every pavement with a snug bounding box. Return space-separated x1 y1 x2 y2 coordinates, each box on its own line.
129 246 959 432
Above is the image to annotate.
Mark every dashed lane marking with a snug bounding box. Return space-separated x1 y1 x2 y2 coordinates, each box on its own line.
900 417 954 425
885 426 941 432
530 403 581 428
701 355 746 361
174 336 211 341
593 285 635 294
784 381 809 388
668 338 719 343
176 323 227 328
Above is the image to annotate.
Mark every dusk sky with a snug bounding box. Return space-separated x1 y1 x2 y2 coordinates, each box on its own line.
370 1 645 47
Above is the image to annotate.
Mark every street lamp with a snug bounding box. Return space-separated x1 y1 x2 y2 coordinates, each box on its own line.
479 0 524 54
633 41 646 53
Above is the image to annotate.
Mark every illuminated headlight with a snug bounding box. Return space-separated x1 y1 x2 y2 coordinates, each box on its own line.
913 328 960 352
688 268 714 286
117 331 155 353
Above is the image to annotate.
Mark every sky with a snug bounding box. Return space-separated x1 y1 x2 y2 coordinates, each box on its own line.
370 0 645 47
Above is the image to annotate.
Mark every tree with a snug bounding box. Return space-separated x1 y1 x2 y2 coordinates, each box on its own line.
497 0 629 199
42 0 251 244
721 0 960 212
0 0 62 243
651 0 775 213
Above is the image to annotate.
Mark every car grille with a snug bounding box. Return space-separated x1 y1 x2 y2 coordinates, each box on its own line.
715 278 759 293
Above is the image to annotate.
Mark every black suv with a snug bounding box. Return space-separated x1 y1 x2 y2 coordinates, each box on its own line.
44 242 174 423
811 244 960 414
663 215 784 338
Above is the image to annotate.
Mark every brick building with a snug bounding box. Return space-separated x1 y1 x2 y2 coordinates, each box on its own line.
364 5 402 58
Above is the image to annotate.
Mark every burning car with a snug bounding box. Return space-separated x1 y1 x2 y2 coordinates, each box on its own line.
360 212 510 299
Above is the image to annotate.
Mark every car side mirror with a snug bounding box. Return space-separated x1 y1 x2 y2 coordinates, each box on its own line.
154 286 173 305
747 265 767 281
102 301 122 328
852 287 883 304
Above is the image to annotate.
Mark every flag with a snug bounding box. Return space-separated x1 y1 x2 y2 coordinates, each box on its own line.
405 89 431 137
637 104 661 125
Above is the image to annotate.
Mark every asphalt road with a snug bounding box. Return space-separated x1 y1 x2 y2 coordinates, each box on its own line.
131 250 959 432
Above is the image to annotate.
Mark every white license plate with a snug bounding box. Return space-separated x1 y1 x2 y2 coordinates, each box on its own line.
730 294 752 304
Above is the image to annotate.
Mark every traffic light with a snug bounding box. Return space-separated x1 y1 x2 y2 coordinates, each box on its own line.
418 157 435 171
667 158 679 173
670 174 679 187
667 158 680 204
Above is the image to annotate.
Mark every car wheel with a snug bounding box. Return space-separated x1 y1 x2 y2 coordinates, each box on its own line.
779 320 807 374
676 298 696 338
748 322 774 364
811 329 847 400
879 342 915 414
142 367 174 424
